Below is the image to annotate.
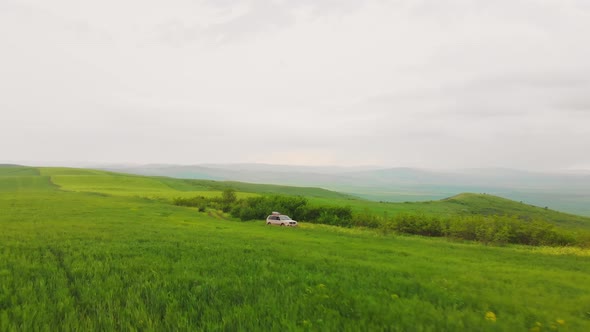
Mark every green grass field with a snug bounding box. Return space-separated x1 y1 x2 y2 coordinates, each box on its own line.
35 167 590 231
1 166 590 330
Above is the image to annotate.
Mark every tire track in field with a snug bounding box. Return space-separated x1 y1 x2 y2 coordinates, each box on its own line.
47 246 81 306
207 210 230 220
45 176 62 191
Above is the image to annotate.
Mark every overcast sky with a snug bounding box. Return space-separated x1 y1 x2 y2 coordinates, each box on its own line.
1 0 589 170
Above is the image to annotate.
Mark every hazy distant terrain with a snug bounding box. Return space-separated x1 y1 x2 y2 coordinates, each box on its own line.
102 164 590 216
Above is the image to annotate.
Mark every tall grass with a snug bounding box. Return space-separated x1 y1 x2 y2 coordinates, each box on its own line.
2 167 590 330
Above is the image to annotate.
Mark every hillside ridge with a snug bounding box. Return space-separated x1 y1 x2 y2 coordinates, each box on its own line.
2 166 588 230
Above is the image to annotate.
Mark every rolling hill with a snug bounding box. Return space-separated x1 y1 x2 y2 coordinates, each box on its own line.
15 166 586 231
2 165 588 230
100 163 590 217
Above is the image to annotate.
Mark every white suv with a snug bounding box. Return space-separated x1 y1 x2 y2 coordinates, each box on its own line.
266 212 298 227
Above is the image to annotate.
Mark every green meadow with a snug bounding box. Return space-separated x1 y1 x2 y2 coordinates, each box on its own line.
37 167 590 231
1 166 590 331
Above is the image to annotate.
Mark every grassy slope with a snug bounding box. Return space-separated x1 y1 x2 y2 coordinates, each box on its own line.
1 167 589 331
41 168 347 200
442 193 590 229
38 167 590 231
323 193 590 230
159 177 355 199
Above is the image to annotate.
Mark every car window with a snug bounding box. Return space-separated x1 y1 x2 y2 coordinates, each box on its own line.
279 216 291 220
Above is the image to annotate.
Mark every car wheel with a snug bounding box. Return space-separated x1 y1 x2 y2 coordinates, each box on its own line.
280 223 285 226
267 222 271 225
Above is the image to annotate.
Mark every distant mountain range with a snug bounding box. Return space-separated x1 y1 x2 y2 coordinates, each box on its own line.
101 164 590 216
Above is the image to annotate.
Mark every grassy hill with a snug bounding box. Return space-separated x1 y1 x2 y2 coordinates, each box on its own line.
103 164 590 217
1 166 590 330
442 193 590 229
39 167 352 200
32 167 590 231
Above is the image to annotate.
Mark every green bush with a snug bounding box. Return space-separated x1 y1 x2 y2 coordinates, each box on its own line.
229 195 308 221
172 196 208 212
351 209 383 228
